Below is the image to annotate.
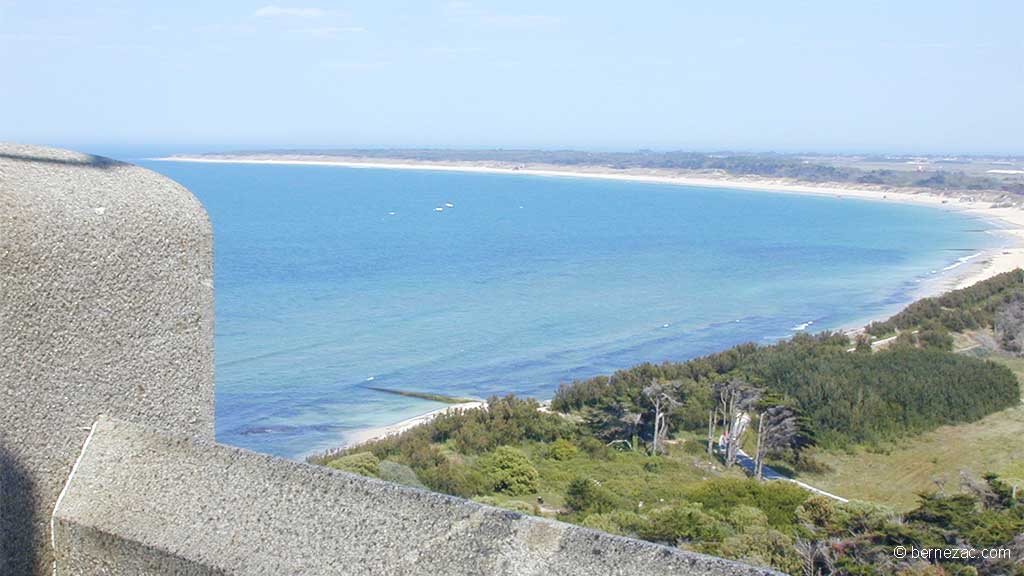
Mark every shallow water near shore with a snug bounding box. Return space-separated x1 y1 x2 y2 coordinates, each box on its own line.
141 160 1003 459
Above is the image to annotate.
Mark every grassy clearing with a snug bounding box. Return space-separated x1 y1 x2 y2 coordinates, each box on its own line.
797 351 1024 510
483 432 746 515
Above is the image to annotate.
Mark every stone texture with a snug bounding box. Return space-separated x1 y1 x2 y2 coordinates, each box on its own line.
0 144 215 575
53 417 779 576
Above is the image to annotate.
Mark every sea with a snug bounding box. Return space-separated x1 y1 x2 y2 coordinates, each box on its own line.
138 160 1004 459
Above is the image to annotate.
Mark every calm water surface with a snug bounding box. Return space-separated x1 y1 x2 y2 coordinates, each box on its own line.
140 161 1000 458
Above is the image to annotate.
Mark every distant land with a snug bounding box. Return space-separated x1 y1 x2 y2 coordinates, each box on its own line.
160 149 1024 292
166 148 1024 202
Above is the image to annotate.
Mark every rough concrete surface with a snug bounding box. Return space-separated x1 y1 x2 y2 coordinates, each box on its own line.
52 417 780 576
0 144 215 575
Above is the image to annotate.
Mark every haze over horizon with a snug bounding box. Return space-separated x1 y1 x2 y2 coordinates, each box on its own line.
2 1 1022 156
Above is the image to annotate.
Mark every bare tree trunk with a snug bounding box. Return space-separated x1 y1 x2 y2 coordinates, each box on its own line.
658 413 663 453
714 380 760 468
651 397 660 455
721 395 735 466
644 382 678 457
651 412 658 455
726 418 738 466
659 411 668 451
654 405 667 455
706 410 715 455
726 411 749 468
754 413 765 480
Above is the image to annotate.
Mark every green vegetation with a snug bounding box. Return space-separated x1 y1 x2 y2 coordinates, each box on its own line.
866 269 1024 342
310 395 574 498
553 332 1018 448
565 477 619 514
479 446 539 495
312 272 1024 574
545 438 578 461
324 421 1024 574
798 353 1024 510
327 451 380 477
790 477 1024 576
378 460 426 489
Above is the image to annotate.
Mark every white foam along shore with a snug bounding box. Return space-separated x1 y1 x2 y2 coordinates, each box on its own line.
333 400 486 453
158 153 1024 294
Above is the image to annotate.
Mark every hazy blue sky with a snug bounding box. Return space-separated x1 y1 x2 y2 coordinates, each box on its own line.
2 1 1022 155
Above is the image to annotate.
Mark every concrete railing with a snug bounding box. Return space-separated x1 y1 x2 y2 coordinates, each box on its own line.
51 417 776 575
0 144 779 575
1 144 214 575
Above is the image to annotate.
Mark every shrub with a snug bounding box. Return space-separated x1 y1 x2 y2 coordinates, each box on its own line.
576 437 613 460
327 452 380 477
895 562 949 576
339 395 577 463
795 495 836 529
917 324 954 350
565 477 618 514
725 505 769 529
682 439 708 455
419 458 486 498
579 510 646 536
996 295 1024 354
449 395 577 453
637 502 725 544
478 446 539 496
378 460 426 489
546 438 579 461
833 500 898 534
685 479 809 529
713 525 801 575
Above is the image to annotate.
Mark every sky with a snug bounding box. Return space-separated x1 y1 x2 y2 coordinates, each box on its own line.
1 1 1022 156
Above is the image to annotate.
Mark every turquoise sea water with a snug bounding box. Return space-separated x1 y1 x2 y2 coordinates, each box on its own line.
141 161 1001 459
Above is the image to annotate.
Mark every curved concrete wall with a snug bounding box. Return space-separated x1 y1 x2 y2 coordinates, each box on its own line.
0 144 215 575
1 144 777 575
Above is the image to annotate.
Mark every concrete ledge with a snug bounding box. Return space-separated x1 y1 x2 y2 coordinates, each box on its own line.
53 418 779 576
1 144 215 574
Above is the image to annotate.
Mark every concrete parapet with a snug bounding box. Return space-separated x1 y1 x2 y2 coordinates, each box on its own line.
52 417 779 576
4 145 776 576
0 144 215 574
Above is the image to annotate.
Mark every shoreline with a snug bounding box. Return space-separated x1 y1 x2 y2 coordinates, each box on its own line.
315 400 486 459
157 154 1024 294
158 155 1024 451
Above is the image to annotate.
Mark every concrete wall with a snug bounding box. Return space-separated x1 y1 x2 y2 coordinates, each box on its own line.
53 417 779 576
2 144 777 576
0 144 215 575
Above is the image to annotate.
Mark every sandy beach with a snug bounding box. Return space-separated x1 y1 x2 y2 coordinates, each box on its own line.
320 400 486 455
159 154 1024 294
